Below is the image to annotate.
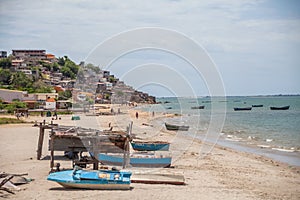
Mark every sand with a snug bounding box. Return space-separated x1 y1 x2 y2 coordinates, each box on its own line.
0 105 299 200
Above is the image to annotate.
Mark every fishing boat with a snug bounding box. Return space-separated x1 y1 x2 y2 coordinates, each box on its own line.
131 141 170 151
165 123 189 131
270 106 290 110
47 168 132 190
98 153 172 168
233 107 252 111
252 104 263 107
191 105 205 109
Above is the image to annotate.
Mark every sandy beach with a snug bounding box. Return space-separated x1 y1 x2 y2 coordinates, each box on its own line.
0 106 299 200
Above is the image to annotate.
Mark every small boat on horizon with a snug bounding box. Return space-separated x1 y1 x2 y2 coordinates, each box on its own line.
270 106 290 110
131 141 170 151
252 104 263 107
191 105 205 109
47 168 132 190
233 107 252 111
165 123 189 131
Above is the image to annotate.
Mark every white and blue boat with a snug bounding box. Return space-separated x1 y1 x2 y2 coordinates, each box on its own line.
130 141 170 151
98 153 172 168
47 168 132 190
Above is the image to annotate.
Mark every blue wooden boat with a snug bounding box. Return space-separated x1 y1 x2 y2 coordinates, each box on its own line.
47 168 132 190
98 153 172 168
131 141 170 151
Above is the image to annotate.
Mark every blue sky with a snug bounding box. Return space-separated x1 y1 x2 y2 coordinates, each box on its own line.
0 0 299 96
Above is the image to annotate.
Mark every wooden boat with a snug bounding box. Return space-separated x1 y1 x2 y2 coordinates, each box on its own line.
270 106 290 110
233 107 252 111
165 123 189 131
47 168 132 190
191 105 205 109
252 104 263 107
98 153 172 168
131 141 170 151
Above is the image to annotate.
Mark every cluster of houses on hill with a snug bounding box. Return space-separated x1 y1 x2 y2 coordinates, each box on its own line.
0 49 156 111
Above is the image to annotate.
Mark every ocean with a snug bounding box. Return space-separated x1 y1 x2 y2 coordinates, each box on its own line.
141 95 300 166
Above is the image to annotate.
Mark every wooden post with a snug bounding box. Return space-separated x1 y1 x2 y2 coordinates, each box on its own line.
123 121 132 169
50 128 54 170
37 123 44 160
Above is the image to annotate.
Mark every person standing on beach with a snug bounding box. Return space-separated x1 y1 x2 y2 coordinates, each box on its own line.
135 112 139 119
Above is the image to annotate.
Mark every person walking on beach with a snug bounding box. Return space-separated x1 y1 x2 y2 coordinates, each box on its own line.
135 112 139 119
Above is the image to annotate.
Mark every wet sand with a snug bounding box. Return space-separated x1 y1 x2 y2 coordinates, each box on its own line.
0 106 299 199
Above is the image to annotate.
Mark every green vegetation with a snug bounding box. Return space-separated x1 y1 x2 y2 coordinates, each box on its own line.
59 56 79 79
0 99 27 113
0 55 80 93
0 58 12 69
0 117 27 125
58 90 72 100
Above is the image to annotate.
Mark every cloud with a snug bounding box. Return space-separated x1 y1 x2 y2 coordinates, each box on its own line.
0 0 299 95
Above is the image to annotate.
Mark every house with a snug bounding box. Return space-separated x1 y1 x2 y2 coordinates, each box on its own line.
12 50 46 59
0 51 7 58
45 98 56 110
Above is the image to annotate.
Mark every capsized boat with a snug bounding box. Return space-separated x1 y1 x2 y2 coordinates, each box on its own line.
47 167 132 190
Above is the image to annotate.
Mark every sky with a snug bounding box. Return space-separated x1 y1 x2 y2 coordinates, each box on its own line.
0 0 300 96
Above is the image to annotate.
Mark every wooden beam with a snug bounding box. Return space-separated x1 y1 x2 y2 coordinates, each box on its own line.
37 123 44 160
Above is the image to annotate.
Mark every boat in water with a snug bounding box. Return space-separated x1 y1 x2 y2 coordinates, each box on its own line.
233 107 252 111
165 123 189 131
47 168 132 190
252 104 263 107
131 141 170 151
98 153 172 168
270 106 290 110
191 105 205 109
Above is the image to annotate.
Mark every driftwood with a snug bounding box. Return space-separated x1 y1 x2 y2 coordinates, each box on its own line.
0 175 15 194
0 172 32 195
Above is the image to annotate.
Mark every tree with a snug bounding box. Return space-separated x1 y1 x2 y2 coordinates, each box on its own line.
58 57 65 66
32 80 53 93
0 68 12 85
64 59 79 75
86 63 100 74
0 58 12 69
10 72 33 89
58 90 72 100
61 66 75 79
52 62 60 72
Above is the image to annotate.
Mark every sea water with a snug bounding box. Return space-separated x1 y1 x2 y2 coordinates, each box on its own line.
142 95 300 166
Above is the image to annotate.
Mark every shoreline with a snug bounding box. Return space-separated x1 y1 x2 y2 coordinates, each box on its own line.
0 106 299 199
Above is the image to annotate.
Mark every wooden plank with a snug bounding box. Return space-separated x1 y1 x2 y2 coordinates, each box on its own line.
131 173 185 185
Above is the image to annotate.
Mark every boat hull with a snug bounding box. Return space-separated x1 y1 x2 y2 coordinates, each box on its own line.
131 142 170 151
165 123 189 131
233 107 252 111
270 106 290 110
191 106 205 109
98 153 172 168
